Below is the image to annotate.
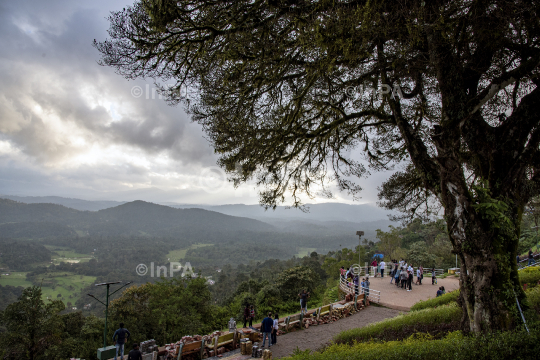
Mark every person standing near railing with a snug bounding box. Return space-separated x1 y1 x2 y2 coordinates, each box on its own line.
379 260 386 278
528 248 536 266
431 267 436 285
354 274 359 295
364 276 370 298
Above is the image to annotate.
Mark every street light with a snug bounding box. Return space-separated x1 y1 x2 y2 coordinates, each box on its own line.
87 281 132 349
356 231 364 274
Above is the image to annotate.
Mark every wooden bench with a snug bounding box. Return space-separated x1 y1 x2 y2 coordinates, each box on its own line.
285 313 303 330
177 340 204 360
317 304 332 320
206 332 236 353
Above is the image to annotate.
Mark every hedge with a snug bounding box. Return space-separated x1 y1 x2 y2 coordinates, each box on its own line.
334 303 462 344
286 327 540 360
519 266 540 288
411 290 460 311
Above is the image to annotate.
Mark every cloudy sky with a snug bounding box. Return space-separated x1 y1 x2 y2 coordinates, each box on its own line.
0 0 394 205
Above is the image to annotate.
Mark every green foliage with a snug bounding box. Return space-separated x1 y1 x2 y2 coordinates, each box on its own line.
0 239 51 270
519 266 540 288
285 328 540 360
108 277 225 345
375 226 402 256
334 304 462 345
275 266 319 302
373 219 455 269
526 286 540 313
0 286 65 360
406 241 438 268
411 290 460 311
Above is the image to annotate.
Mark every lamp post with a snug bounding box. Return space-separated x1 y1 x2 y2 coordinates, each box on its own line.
88 281 132 349
356 231 364 274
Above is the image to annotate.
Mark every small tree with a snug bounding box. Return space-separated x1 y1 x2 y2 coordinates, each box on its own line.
0 286 64 360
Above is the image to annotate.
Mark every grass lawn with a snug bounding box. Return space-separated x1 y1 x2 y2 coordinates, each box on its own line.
296 247 317 258
40 272 96 304
44 245 94 264
0 271 32 287
0 270 96 305
167 243 214 261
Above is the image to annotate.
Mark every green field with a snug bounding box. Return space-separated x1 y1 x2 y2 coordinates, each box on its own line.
0 270 96 306
40 272 97 304
167 243 214 261
0 271 32 287
45 245 94 264
296 247 317 258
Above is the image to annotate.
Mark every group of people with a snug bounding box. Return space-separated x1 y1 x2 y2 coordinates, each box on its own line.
341 258 441 295
389 260 439 292
340 266 371 297
260 312 280 348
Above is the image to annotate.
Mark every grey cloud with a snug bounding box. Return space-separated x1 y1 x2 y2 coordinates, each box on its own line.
0 0 214 167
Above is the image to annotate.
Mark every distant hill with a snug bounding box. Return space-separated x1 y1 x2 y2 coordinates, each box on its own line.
169 202 393 223
0 196 393 223
0 195 124 211
0 199 275 238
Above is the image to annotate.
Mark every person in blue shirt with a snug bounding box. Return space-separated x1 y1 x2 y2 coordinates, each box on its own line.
261 312 274 348
113 323 131 360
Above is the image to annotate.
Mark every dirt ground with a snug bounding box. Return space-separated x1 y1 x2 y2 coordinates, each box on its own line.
259 306 401 358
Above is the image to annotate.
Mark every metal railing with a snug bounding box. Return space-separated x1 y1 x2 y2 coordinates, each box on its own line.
339 276 381 303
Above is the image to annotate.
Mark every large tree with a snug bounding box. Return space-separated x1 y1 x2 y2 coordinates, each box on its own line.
94 0 540 332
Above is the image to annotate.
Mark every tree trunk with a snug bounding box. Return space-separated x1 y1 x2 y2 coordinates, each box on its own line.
441 168 524 332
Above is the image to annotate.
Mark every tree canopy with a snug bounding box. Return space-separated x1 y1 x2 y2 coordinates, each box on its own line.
95 0 540 332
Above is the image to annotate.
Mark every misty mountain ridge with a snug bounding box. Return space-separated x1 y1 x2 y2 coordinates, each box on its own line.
0 199 275 238
0 195 394 223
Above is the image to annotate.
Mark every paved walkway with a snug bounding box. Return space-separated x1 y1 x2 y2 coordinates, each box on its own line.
217 306 401 359
366 275 460 310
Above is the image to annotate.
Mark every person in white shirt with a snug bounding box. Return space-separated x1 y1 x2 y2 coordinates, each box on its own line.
379 261 386 278
416 267 422 285
271 313 279 345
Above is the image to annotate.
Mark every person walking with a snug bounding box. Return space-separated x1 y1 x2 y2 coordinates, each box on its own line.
419 265 424 284
415 267 422 285
271 313 279 345
340 266 346 282
407 266 414 291
431 267 437 285
261 312 274 348
127 343 142 360
380 260 386 278
393 265 400 286
112 323 131 360
298 289 309 315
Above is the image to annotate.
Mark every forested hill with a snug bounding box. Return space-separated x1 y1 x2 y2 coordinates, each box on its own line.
0 199 274 238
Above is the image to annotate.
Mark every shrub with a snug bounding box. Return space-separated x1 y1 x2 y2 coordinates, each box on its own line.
285 328 540 360
411 290 459 311
334 303 462 344
519 266 540 288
